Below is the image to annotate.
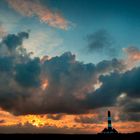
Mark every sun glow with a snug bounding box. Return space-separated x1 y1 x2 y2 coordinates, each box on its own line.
0 109 140 133
94 81 102 90
41 80 49 90
20 115 47 127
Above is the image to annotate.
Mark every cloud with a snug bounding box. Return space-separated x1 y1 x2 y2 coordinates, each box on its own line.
0 31 42 115
2 32 29 51
0 32 125 115
0 122 88 134
96 58 125 73
123 46 140 69
15 58 41 87
0 57 13 72
85 67 140 108
83 66 140 122
75 115 97 124
7 0 69 30
124 113 140 122
0 23 6 38
47 114 64 120
0 31 139 124
0 32 97 115
0 120 5 123
23 30 63 58
124 46 140 61
86 29 116 56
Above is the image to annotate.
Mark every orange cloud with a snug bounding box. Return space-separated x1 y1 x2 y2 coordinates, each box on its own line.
0 109 139 133
123 47 140 69
7 0 69 30
41 80 49 90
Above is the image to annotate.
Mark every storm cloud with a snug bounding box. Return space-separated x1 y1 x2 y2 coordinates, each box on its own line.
15 58 41 87
84 66 140 121
0 31 139 122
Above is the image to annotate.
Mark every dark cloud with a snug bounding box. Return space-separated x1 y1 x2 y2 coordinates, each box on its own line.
0 57 13 72
0 120 5 123
84 73 122 109
117 95 140 121
96 58 125 73
75 116 97 124
86 29 116 56
0 31 139 123
123 102 140 113
41 52 97 114
2 32 29 51
9 53 126 115
83 67 140 122
0 31 41 115
125 113 140 122
121 68 140 97
0 43 122 115
15 58 41 87
119 112 140 122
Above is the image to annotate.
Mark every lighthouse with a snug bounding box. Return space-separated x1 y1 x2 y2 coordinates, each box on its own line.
108 111 112 130
101 110 118 134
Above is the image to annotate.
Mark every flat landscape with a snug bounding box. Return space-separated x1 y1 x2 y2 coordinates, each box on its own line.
0 132 140 140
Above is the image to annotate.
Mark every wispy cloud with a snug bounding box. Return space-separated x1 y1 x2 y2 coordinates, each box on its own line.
85 29 117 57
123 46 140 68
7 0 69 30
0 23 7 38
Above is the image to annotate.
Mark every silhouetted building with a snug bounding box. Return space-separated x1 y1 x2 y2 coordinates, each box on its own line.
101 111 118 134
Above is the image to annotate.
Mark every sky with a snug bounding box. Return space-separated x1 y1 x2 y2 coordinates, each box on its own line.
0 0 140 134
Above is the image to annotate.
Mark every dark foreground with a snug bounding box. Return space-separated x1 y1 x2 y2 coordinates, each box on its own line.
0 132 139 140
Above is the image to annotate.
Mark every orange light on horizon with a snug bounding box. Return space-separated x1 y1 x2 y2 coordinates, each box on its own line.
0 109 140 133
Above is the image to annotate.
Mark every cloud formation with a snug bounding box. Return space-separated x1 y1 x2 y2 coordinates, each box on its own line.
96 58 125 73
3 32 29 51
84 66 140 121
0 122 91 134
0 31 125 115
86 29 116 56
0 23 6 38
75 115 97 124
47 114 64 120
0 31 139 123
7 0 69 30
123 46 140 69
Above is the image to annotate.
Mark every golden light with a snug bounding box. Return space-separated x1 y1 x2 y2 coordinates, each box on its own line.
94 81 102 90
41 56 52 63
132 54 140 61
20 115 47 127
0 109 140 133
41 80 49 90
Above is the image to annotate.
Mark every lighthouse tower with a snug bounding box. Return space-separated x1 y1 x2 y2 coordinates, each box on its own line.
101 110 118 134
108 111 112 130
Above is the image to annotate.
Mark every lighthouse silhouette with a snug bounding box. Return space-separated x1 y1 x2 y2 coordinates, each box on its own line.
101 110 118 134
108 111 112 130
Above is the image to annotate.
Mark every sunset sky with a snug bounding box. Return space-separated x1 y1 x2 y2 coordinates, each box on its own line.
0 0 140 134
